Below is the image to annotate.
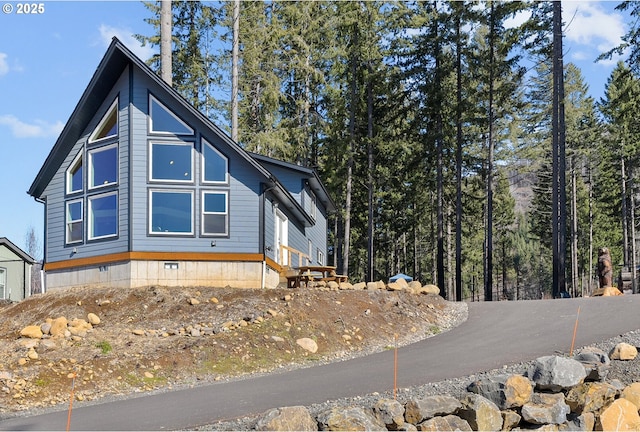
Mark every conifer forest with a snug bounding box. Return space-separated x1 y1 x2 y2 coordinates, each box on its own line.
136 1 640 301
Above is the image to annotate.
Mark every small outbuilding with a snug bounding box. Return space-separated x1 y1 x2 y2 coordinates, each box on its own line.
0 237 36 301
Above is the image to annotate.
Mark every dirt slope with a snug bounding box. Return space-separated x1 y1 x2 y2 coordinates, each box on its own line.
0 286 463 415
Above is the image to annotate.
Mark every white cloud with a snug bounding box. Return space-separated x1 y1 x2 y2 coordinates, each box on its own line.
0 53 9 76
98 24 156 61
563 2 625 50
0 115 64 138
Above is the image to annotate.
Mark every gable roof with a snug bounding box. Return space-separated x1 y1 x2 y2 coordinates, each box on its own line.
0 237 36 264
27 37 327 227
250 153 336 213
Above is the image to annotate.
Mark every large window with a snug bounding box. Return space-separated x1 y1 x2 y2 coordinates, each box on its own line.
89 98 118 143
150 142 193 182
202 139 228 184
305 187 317 221
88 192 118 240
89 144 118 189
202 191 228 236
66 151 83 195
66 199 83 244
149 190 194 235
149 94 194 135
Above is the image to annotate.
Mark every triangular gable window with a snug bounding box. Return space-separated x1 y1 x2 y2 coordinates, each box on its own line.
149 94 194 135
89 99 118 143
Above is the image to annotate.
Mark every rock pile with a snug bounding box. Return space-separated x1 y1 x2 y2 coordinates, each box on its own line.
250 344 640 431
307 276 441 296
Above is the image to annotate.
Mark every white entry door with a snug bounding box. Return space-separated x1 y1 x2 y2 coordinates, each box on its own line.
275 209 289 266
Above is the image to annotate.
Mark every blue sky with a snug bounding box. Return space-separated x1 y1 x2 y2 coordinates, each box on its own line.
0 1 631 257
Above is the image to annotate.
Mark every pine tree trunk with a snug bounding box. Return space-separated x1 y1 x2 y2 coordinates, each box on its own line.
231 0 239 142
160 0 172 86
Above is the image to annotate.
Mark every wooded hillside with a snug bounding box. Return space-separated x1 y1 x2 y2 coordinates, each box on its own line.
136 1 640 301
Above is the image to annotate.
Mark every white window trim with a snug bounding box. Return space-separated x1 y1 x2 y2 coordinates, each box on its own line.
149 189 195 235
201 138 229 185
0 267 6 300
89 98 119 144
66 199 84 245
149 141 194 183
88 191 118 241
317 249 325 266
88 143 118 190
308 188 317 221
66 150 83 195
201 190 229 236
148 94 194 136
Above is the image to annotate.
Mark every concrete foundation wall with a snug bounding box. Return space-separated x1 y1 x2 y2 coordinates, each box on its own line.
45 260 281 290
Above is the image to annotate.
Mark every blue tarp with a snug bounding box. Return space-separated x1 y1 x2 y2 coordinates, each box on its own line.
389 273 413 283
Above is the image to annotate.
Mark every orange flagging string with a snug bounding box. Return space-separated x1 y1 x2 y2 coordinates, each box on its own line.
66 370 76 432
570 306 581 356
393 334 398 400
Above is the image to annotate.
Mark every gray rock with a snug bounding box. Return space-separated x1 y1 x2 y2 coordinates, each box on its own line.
573 347 610 381
417 415 471 431
254 406 317 431
317 406 386 431
521 392 570 425
526 355 586 391
467 374 533 409
373 399 405 430
404 395 462 424
559 412 595 431
457 393 503 431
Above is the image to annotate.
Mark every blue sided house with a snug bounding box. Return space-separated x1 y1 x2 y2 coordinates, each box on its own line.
28 38 335 290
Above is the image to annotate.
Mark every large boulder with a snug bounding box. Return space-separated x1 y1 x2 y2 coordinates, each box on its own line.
317 406 386 431
373 398 405 430
457 393 503 432
420 285 440 295
527 355 586 391
621 382 640 409
20 325 43 339
467 374 533 409
50 316 69 338
254 406 317 431
296 338 318 354
521 392 570 425
404 395 462 424
417 415 471 431
609 342 638 361
565 382 617 414
597 398 640 431
573 347 610 381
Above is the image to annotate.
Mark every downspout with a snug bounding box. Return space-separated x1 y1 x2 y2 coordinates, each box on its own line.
260 183 277 289
34 195 46 293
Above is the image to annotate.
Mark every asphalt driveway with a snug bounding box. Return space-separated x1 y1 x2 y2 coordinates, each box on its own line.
1 295 639 430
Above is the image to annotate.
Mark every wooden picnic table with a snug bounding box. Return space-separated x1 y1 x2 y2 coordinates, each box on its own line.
286 265 348 288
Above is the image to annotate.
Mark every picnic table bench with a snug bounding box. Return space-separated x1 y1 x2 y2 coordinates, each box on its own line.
286 265 348 288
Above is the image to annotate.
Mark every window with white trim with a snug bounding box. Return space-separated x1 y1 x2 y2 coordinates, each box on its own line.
149 94 194 135
317 249 325 266
0 268 5 299
88 192 118 240
150 142 193 182
66 151 83 195
202 191 228 236
149 190 194 234
305 188 317 221
66 199 83 244
88 144 118 189
89 98 118 143
202 139 228 184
